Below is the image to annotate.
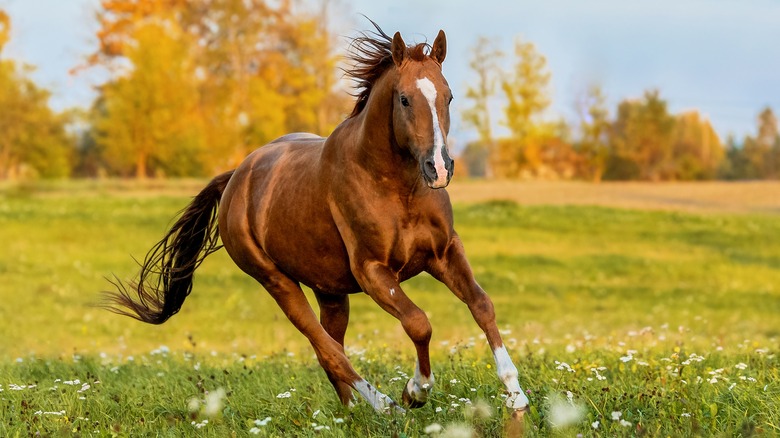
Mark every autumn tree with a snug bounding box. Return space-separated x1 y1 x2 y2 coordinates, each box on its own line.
86 0 348 176
736 107 780 179
605 90 676 180
670 111 724 180
575 85 610 182
94 21 204 177
496 36 552 178
0 10 72 179
460 37 502 177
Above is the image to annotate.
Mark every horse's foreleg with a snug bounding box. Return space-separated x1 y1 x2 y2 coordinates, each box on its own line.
429 237 530 412
353 261 434 408
315 292 355 406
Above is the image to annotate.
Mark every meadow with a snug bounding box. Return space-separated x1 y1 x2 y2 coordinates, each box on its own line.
0 180 779 436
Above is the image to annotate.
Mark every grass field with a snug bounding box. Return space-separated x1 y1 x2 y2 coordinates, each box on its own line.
0 180 779 436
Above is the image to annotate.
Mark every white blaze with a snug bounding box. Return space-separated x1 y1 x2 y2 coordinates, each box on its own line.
415 77 448 187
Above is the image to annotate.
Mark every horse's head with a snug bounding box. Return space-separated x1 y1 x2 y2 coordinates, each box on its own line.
390 31 454 189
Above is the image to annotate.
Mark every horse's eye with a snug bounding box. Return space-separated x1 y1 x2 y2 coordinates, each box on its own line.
448 95 454 105
400 95 410 107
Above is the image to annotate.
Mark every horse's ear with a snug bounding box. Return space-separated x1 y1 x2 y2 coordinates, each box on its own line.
392 32 406 66
432 30 447 64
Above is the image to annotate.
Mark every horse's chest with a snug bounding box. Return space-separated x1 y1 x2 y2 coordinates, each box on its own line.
388 220 446 278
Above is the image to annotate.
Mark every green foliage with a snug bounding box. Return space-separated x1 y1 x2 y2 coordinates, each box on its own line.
1 182 779 435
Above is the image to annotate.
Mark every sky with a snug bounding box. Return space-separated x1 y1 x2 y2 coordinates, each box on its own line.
3 0 779 144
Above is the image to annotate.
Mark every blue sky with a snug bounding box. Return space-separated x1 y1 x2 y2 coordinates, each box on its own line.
3 0 779 144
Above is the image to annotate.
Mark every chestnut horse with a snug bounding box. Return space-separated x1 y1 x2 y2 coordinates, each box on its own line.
106 23 530 415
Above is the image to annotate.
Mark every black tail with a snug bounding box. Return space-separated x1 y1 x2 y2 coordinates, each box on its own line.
103 170 235 324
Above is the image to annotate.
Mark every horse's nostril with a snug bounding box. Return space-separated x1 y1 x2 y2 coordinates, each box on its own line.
424 159 436 177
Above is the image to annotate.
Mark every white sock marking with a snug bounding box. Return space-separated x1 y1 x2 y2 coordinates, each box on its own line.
493 345 529 409
416 77 448 187
405 359 434 403
353 379 404 413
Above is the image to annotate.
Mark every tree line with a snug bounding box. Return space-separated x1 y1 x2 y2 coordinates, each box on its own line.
0 3 778 181
459 36 780 181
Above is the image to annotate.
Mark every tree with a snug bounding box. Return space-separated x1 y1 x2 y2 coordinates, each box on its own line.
670 111 724 180
461 36 502 177
606 90 675 181
86 0 349 176
94 22 205 178
495 37 551 178
0 10 8 49
501 37 551 139
575 84 610 182
0 10 72 179
756 107 779 178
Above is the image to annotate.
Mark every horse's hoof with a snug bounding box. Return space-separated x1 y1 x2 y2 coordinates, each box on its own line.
511 405 531 420
401 383 427 409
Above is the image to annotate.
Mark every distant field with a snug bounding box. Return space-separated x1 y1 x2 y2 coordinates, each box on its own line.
3 178 780 214
447 179 780 214
0 179 778 436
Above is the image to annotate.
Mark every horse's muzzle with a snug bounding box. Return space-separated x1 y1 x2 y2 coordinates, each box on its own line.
421 154 454 189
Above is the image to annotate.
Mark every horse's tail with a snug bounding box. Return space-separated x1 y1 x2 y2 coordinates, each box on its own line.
103 170 235 324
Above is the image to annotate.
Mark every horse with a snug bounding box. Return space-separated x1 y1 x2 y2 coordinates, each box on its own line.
105 21 530 415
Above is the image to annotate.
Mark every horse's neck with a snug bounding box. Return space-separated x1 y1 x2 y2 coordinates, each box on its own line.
346 77 420 190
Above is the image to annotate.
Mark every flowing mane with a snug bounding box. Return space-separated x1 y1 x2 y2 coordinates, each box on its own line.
345 20 431 118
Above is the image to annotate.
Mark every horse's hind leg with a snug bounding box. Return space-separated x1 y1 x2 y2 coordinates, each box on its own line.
315 292 354 406
238 250 402 413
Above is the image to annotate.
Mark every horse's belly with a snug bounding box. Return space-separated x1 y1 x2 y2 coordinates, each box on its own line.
266 229 361 294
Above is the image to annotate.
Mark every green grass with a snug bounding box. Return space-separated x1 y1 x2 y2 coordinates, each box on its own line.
1 182 779 436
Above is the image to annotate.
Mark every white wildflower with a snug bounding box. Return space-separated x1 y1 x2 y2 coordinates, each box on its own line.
464 399 492 420
424 423 443 434
592 420 599 429
187 397 200 413
204 388 226 417
254 417 271 426
441 423 474 438
611 411 622 421
548 394 585 429
276 391 292 399
619 419 632 427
